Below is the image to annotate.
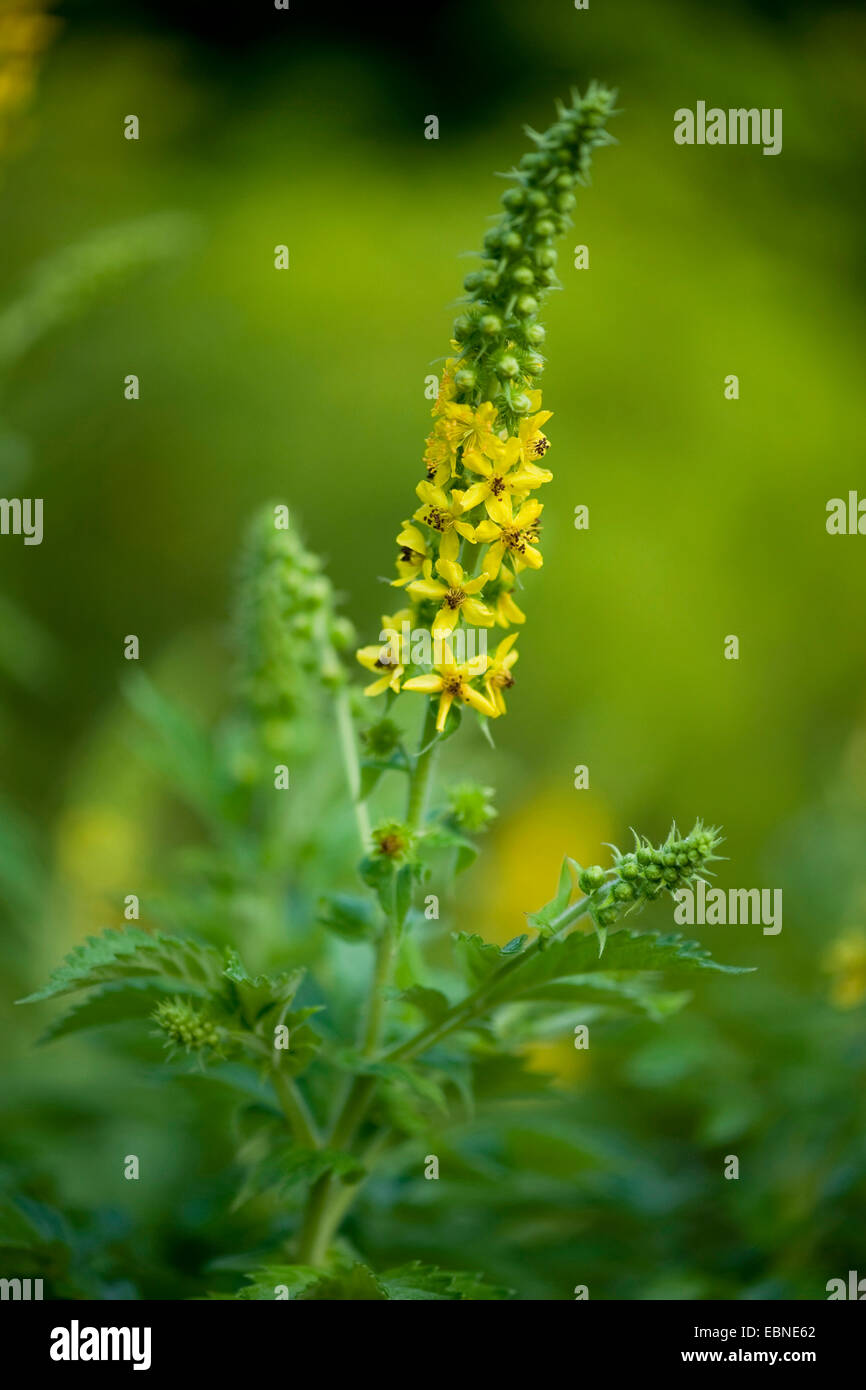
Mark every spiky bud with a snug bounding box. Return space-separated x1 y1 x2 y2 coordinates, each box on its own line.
153 998 222 1055
580 822 724 928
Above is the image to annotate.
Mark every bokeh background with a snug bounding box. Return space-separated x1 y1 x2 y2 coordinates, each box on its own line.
1 0 865 1299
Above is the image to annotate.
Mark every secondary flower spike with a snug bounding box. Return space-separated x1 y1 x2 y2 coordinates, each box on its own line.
357 86 617 730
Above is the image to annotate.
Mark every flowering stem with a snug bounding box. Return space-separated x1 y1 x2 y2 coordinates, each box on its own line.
335 684 371 849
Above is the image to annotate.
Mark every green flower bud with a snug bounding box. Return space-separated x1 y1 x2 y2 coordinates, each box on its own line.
496 354 520 379
154 998 222 1055
581 822 724 931
579 865 606 894
371 819 414 863
447 83 617 398
446 781 497 833
526 323 546 345
361 716 402 759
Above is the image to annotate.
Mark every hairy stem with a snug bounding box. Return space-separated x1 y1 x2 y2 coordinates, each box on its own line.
271 1064 320 1149
405 699 439 830
297 707 437 1264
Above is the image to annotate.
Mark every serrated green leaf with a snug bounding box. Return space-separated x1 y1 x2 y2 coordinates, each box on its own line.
230 1265 323 1300
37 979 179 1044
316 892 378 942
453 931 506 987
298 1263 388 1300
526 856 577 933
481 929 753 1010
17 927 225 1004
223 951 304 1028
235 1144 365 1208
398 984 451 1025
379 1261 513 1300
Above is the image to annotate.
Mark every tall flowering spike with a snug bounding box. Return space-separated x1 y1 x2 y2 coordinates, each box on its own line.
357 87 617 732
237 505 354 753
451 82 618 425
578 821 725 928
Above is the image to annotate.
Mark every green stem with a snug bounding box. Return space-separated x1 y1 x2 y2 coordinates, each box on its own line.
386 895 594 1063
405 699 439 830
335 683 371 849
271 1064 320 1149
297 709 438 1265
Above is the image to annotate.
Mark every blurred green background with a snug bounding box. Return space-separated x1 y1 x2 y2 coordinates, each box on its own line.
1 0 865 1299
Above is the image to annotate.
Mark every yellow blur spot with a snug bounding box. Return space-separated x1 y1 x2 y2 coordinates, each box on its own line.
470 782 614 945
824 929 866 1009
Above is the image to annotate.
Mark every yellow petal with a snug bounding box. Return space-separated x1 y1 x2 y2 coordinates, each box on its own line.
482 541 505 579
433 605 460 634
463 685 498 718
462 572 489 595
435 558 463 588
459 481 490 511
463 597 494 627
403 673 443 694
435 692 455 732
408 577 447 600
439 529 460 562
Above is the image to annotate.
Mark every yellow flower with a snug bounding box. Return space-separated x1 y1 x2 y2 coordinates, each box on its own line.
355 608 411 696
824 929 866 1009
460 435 552 516
422 428 454 487
490 569 527 627
407 558 494 634
403 641 497 732
474 496 544 577
483 632 519 715
391 522 430 587
413 482 476 563
439 400 501 459
432 355 459 415
516 391 553 463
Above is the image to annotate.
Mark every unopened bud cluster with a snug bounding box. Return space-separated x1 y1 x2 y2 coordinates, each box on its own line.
153 997 222 1054
578 822 724 927
453 83 617 428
